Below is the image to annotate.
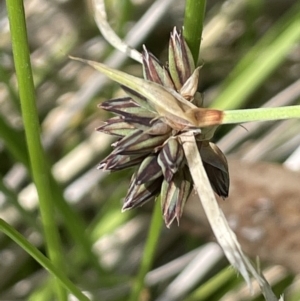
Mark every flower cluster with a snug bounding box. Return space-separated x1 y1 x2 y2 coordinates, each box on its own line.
96 28 229 227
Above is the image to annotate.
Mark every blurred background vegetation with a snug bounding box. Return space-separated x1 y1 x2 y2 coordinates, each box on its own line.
1 0 300 300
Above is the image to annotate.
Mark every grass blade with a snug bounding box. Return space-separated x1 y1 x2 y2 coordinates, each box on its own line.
0 219 90 301
212 2 300 110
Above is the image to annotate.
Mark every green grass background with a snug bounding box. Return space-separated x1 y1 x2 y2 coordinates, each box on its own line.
1 0 300 300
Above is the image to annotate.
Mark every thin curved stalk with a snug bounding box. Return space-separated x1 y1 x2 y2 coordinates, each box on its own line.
92 0 142 63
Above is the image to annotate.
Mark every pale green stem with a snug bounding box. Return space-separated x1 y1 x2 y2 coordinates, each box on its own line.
223 105 300 125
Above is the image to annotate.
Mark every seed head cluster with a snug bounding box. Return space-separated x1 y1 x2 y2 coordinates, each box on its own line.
97 28 229 227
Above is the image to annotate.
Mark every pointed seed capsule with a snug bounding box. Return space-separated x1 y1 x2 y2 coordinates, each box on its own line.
98 152 146 171
179 67 200 100
198 141 229 198
157 137 184 182
168 27 195 90
160 166 192 227
100 97 157 120
135 155 162 185
96 117 136 137
122 176 162 210
142 46 175 89
114 129 170 155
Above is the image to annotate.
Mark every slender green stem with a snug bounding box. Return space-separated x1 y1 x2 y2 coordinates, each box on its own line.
6 1 66 299
183 0 207 64
128 199 163 301
223 105 300 125
0 219 90 301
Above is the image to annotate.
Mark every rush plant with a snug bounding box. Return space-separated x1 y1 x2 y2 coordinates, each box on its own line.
72 28 229 227
3 0 300 300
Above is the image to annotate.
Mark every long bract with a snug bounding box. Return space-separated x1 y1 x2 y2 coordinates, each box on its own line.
70 56 198 127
